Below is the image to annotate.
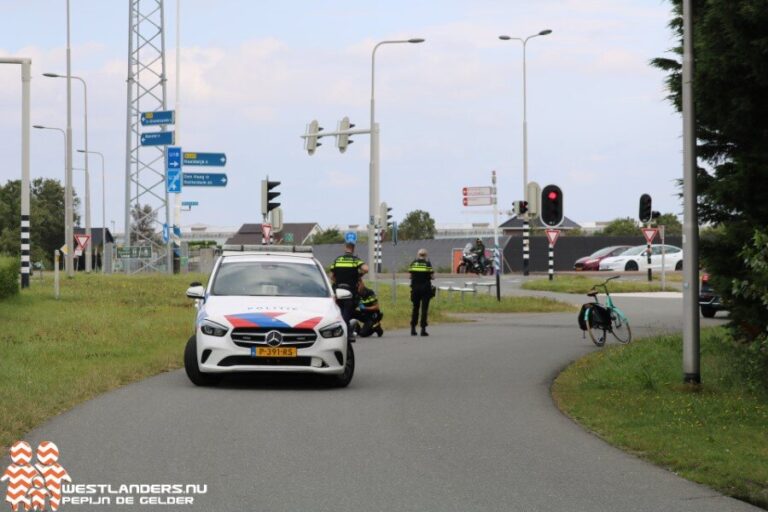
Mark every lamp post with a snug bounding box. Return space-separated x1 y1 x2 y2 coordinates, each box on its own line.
368 38 424 280
1 57 32 288
499 29 552 276
44 71 92 272
78 149 106 273
33 125 67 265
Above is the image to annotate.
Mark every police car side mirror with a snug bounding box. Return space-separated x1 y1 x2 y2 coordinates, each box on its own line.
186 285 205 299
335 288 353 300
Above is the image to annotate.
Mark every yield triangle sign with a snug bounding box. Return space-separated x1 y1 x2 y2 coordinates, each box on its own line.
74 234 91 251
641 227 658 245
262 223 272 240
545 229 561 247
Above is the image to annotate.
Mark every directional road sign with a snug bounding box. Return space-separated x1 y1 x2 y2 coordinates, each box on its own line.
344 231 357 244
463 196 496 206
462 186 495 197
167 146 182 193
181 201 199 207
182 172 228 187
141 131 175 146
183 152 227 167
117 246 153 259
284 232 294 243
141 110 175 126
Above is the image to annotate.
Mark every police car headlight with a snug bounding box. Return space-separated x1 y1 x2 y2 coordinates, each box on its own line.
319 322 344 339
200 320 228 337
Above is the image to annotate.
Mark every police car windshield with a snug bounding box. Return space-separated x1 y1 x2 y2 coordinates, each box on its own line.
211 261 330 297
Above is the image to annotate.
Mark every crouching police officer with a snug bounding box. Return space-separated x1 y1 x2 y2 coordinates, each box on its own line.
353 281 384 338
329 242 368 340
409 248 434 336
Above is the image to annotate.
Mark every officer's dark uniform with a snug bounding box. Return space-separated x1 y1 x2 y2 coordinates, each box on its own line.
409 255 434 336
329 250 366 333
355 287 384 337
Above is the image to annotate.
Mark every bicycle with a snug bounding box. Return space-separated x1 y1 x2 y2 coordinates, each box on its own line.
581 276 632 347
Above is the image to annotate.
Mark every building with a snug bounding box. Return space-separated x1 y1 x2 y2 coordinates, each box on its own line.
225 223 321 246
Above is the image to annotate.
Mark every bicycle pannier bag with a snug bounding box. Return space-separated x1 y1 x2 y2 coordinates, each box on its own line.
589 304 611 330
578 304 591 331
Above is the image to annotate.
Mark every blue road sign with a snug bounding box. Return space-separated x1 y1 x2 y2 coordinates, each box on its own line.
141 110 175 126
181 201 199 207
162 223 169 243
141 131 175 146
166 146 182 193
344 231 357 245
182 172 228 187
182 152 227 167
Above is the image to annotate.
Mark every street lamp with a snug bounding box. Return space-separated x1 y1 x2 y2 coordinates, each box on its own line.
44 71 92 272
368 37 424 280
499 29 552 276
33 125 68 267
78 149 106 273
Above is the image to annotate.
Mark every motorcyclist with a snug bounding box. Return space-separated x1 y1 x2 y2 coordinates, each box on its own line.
353 281 384 338
472 238 487 271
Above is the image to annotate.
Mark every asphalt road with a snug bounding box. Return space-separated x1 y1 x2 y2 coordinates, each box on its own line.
20 292 756 512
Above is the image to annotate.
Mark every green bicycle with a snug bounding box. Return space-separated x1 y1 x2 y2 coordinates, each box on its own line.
581 276 632 347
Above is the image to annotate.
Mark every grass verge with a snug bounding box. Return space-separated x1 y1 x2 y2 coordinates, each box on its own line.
1 274 574 449
522 275 664 294
552 327 768 508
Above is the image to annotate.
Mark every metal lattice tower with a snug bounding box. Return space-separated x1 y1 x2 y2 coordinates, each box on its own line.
124 0 171 273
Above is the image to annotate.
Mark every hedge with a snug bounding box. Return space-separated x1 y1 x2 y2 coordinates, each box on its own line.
0 256 19 300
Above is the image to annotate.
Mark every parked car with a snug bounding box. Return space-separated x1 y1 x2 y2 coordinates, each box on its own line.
599 244 684 272
573 245 632 271
699 271 726 318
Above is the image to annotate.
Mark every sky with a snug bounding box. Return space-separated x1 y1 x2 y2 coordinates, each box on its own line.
0 0 684 232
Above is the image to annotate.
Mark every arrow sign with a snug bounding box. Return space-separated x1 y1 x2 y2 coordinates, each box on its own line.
183 152 227 167
462 186 495 197
141 131 175 146
141 110 175 126
641 227 658 244
182 172 228 187
545 229 561 247
463 196 496 206
167 146 182 193
344 231 357 244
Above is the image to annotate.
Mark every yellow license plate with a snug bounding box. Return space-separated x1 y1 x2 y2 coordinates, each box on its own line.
255 347 297 357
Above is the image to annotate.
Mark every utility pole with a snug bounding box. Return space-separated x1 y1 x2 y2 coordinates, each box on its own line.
682 0 700 384
65 0 74 276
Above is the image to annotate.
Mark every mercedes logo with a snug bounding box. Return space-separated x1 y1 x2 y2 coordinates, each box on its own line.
265 330 283 347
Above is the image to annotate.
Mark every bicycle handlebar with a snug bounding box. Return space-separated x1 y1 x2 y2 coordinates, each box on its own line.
588 276 621 295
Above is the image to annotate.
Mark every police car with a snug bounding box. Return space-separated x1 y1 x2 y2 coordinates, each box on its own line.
184 245 354 387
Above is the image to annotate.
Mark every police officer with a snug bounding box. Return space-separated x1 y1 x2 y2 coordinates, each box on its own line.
329 242 368 339
354 280 384 337
409 248 434 336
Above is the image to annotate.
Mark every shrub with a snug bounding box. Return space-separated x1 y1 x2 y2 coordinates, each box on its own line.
0 256 19 300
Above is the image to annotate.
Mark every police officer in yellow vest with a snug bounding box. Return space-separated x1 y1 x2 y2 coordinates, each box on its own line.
409 248 434 336
329 242 369 340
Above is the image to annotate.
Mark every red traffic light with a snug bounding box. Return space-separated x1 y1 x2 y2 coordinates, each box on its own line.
547 191 558 201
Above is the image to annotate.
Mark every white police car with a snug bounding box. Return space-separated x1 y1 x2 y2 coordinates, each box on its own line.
184 245 354 387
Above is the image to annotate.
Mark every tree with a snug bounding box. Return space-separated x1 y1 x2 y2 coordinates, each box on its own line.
0 178 79 264
652 0 768 347
653 213 682 236
130 203 161 245
398 210 436 240
596 217 639 237
307 227 344 245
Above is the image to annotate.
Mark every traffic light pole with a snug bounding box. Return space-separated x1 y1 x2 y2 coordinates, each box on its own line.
492 171 501 301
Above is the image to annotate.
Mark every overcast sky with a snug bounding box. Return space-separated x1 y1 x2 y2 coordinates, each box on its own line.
0 0 682 231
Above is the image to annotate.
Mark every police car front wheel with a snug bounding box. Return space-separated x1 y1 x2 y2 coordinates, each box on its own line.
184 336 222 387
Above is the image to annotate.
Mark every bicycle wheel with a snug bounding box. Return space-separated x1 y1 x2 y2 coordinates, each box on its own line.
586 317 607 347
610 310 632 344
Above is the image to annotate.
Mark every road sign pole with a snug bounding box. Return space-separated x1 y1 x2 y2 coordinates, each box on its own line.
548 241 554 281
646 222 652 282
492 171 501 302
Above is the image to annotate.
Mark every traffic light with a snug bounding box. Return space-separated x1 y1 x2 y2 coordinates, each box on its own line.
336 116 355 153
520 200 529 215
540 184 563 226
639 193 652 223
379 202 393 228
304 120 323 155
261 179 281 216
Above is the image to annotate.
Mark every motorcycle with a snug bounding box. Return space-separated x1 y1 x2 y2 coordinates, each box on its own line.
456 244 493 275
